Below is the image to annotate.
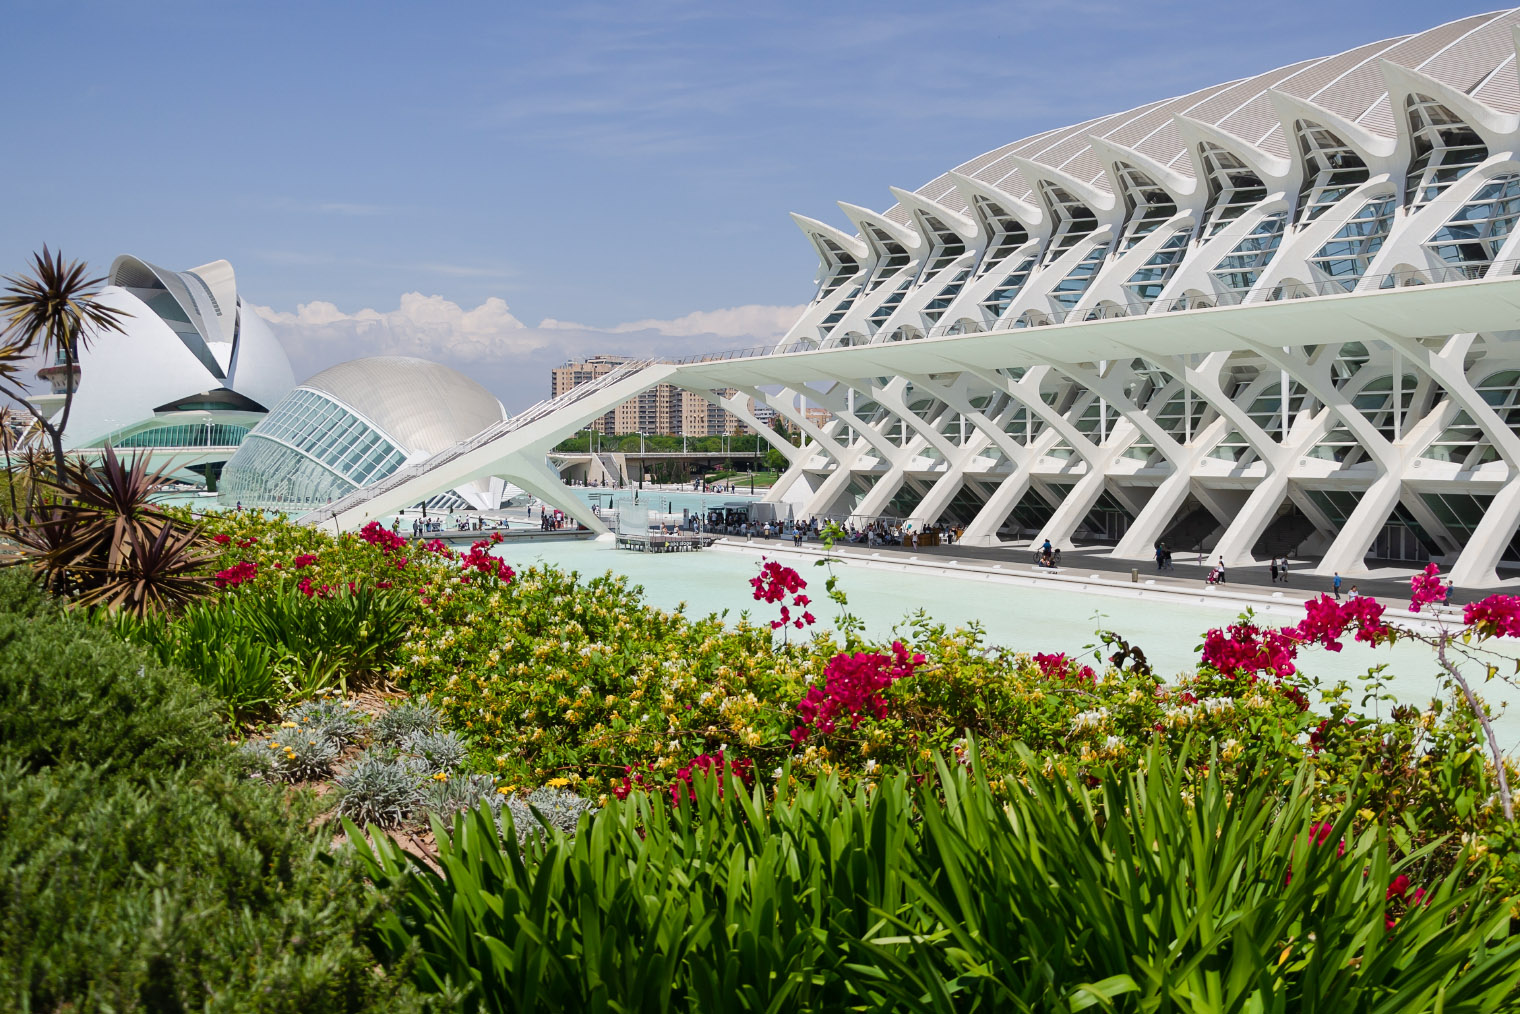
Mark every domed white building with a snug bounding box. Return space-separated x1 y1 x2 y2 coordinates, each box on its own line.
29 254 296 485
218 355 509 511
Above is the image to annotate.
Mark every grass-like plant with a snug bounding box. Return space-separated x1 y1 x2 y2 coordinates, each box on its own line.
335 753 425 829
401 729 469 772
350 743 1520 1013
284 696 364 746
373 699 443 747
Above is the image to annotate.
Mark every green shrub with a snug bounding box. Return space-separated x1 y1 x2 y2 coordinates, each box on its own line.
353 745 1520 1013
0 569 432 1013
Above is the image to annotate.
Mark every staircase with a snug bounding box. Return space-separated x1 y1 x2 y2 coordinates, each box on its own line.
1158 504 1222 552
300 359 653 526
1252 503 1318 559
595 451 622 485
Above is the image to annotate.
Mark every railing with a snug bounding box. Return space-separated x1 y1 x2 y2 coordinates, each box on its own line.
300 359 653 524
663 257 1520 365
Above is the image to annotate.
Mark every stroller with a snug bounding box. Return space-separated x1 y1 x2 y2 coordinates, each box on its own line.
1206 567 1222 584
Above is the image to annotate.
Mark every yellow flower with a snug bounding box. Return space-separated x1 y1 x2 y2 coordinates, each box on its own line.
497 787 511 795
280 721 297 728
546 777 571 788
433 772 449 782
268 742 279 749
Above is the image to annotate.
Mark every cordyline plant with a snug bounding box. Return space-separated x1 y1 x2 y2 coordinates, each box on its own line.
1 446 211 616
0 247 130 485
1197 562 1520 820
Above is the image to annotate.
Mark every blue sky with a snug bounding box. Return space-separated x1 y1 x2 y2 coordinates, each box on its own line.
0 0 1509 408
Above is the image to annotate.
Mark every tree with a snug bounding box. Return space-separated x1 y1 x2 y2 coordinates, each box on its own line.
0 248 130 484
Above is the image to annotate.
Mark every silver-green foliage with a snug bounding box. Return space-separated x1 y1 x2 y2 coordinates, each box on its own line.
259 730 339 782
373 700 442 747
335 754 425 829
283 696 363 746
422 773 503 819
350 743 1520 1013
401 729 468 772
505 787 596 839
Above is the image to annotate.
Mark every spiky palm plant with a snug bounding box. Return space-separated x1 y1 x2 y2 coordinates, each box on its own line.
2 446 211 616
0 247 130 483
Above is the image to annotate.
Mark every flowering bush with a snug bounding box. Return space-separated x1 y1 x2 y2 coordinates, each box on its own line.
791 640 924 744
750 558 815 631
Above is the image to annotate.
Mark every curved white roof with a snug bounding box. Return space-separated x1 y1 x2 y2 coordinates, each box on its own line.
891 8 1520 222
300 355 505 456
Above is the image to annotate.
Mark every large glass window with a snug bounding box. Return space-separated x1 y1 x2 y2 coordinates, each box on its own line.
971 196 1030 276
915 212 967 280
1039 182 1099 265
866 280 912 332
1209 213 1287 294
1424 173 1520 278
1049 244 1110 310
979 256 1035 323
815 238 860 301
922 269 971 326
110 423 251 448
1306 196 1394 291
1295 121 1370 225
1405 95 1488 209
1199 143 1266 237
864 225 911 292
1115 164 1178 250
1122 231 1189 306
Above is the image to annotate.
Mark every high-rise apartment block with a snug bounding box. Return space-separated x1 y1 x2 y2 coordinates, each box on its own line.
551 357 749 435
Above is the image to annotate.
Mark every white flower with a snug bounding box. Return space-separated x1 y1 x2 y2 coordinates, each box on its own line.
864 759 878 772
772 767 783 779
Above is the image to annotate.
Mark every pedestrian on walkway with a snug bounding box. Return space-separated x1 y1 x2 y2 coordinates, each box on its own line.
1155 543 1165 571
1216 558 1226 584
1333 572 1342 600
1280 556 1289 584
1269 557 1279 583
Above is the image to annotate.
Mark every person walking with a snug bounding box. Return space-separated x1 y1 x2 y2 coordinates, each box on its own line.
1279 556 1289 584
1332 572 1342 600
1216 558 1226 584
1269 556 1279 583
1155 543 1166 571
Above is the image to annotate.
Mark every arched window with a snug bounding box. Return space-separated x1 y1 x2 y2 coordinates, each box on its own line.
970 196 1030 276
922 269 972 326
814 238 861 301
1424 173 1520 279
1406 94 1488 209
1198 142 1266 237
1295 120 1370 225
1115 163 1178 250
1123 230 1189 307
1038 182 1099 265
978 256 1036 323
914 212 967 281
1306 195 1395 291
864 224 911 292
1209 212 1287 295
864 279 912 333
1049 244 1110 311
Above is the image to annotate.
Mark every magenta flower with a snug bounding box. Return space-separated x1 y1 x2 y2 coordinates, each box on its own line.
1409 562 1447 613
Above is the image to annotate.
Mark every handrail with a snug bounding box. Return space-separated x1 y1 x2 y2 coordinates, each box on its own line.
662 257 1520 364
300 359 654 524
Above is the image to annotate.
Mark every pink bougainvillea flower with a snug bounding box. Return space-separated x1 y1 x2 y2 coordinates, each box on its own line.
213 560 258 589
1200 620 1298 680
1409 562 1447 613
1285 594 1390 651
791 640 924 744
293 553 318 569
1032 651 1097 683
1464 594 1520 638
751 557 814 633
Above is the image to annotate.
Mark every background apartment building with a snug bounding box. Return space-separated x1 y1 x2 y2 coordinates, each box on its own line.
551 356 751 436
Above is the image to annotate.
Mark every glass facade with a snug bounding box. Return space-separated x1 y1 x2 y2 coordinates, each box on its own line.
1295 121 1371 225
1049 244 1110 310
1209 213 1287 294
1039 183 1099 265
1425 173 1520 278
1122 231 1189 305
1405 95 1488 209
1306 196 1394 291
111 423 250 448
1115 164 1177 250
1199 143 1267 237
979 257 1035 322
219 387 408 508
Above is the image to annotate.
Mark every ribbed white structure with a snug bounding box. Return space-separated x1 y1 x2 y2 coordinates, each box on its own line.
752 8 1520 587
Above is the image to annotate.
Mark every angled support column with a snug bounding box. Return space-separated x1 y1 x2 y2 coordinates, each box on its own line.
1377 330 1520 588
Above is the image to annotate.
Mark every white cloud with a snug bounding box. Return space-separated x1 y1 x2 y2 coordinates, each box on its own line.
252 293 805 412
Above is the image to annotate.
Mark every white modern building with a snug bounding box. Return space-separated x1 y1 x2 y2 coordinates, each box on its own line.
298 9 1520 588
218 356 510 512
29 254 295 484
